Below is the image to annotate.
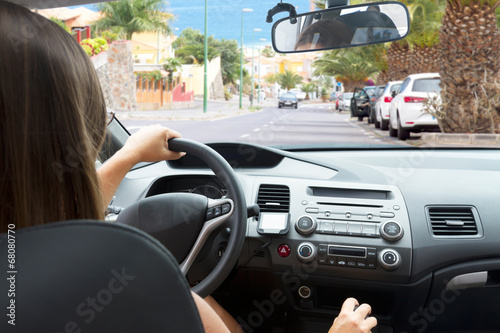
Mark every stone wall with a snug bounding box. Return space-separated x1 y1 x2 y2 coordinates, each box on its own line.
107 40 137 111
92 52 113 108
91 41 138 110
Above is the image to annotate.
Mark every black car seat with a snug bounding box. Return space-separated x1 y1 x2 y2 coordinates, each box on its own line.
0 220 205 333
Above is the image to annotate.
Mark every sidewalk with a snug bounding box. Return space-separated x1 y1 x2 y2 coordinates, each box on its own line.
114 96 275 121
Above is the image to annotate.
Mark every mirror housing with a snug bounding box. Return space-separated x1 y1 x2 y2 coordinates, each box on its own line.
271 1 409 53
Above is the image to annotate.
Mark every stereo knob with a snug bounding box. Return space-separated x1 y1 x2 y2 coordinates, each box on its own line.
378 249 401 270
295 216 317 235
380 221 404 241
297 242 316 263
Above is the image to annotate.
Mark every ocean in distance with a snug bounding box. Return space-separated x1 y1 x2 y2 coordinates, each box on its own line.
76 0 313 48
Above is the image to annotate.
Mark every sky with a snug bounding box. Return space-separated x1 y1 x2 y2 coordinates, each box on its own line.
79 0 315 47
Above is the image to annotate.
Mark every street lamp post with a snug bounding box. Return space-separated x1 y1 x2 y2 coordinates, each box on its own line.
258 38 266 103
251 28 261 107
240 8 253 109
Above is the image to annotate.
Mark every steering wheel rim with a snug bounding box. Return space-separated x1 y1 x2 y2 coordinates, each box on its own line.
168 138 247 297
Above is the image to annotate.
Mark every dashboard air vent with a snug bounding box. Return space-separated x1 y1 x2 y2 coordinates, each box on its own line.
257 184 290 213
427 206 478 237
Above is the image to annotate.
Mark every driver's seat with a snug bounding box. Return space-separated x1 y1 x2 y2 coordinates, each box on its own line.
0 220 205 332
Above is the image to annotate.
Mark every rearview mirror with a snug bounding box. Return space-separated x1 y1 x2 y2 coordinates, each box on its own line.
271 1 409 53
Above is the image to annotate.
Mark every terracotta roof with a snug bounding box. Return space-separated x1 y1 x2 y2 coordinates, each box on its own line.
34 7 79 21
34 7 101 28
69 7 101 28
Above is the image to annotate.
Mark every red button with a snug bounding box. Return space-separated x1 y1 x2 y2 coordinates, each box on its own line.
277 244 291 258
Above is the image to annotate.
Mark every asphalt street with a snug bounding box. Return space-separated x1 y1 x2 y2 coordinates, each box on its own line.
117 99 412 147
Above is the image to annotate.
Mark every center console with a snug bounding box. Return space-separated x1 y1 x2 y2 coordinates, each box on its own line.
248 182 412 284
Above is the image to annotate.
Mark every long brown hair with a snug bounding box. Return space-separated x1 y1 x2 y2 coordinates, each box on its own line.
0 1 107 232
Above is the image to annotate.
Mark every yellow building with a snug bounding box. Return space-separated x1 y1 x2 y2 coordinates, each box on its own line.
277 52 319 81
131 32 176 65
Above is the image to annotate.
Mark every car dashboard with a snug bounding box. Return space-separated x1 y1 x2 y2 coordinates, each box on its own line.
109 143 500 332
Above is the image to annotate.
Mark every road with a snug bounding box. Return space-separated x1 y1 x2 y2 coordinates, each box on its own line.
119 103 411 146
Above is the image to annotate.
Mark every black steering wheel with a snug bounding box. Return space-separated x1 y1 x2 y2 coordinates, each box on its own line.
117 138 247 297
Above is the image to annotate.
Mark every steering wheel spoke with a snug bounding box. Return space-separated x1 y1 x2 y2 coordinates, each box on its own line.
117 138 246 297
180 198 234 275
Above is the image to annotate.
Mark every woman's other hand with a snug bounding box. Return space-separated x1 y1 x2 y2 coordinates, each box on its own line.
328 298 377 333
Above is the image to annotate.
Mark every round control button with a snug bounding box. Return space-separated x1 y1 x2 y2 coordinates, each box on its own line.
277 244 291 258
345 212 352 218
295 216 317 235
297 242 316 262
378 248 401 270
380 221 404 241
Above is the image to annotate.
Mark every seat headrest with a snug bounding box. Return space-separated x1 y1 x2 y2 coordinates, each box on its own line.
0 220 204 332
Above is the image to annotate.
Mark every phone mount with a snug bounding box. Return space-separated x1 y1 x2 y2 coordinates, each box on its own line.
266 2 298 24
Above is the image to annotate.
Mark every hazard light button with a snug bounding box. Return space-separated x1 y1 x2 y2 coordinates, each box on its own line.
277 244 291 258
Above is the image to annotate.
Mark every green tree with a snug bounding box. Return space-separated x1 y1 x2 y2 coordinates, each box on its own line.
174 28 217 63
277 70 303 91
211 38 240 85
174 28 240 85
162 57 183 83
314 50 379 92
50 17 71 33
93 0 173 40
265 73 279 85
386 0 445 81
261 47 275 58
300 82 317 100
315 75 334 92
175 44 218 64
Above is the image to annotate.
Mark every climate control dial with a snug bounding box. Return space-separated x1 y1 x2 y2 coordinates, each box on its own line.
297 242 316 263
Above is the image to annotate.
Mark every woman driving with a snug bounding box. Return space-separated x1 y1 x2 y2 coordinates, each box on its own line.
0 1 376 332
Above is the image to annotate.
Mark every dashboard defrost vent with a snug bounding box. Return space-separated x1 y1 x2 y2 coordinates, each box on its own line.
427 206 478 237
257 184 290 213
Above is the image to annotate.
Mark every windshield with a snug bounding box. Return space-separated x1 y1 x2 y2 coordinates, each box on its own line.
33 0 499 149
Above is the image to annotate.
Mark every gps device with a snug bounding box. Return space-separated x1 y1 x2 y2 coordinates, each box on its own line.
257 212 290 235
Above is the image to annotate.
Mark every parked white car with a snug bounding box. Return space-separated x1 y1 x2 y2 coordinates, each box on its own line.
338 92 353 112
388 73 441 140
374 81 402 130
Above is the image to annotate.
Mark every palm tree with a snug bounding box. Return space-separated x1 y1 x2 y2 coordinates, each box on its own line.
93 0 173 40
436 0 500 133
261 48 275 58
313 50 379 92
301 82 317 100
162 57 183 83
406 0 444 75
386 0 445 81
264 73 278 85
277 70 303 91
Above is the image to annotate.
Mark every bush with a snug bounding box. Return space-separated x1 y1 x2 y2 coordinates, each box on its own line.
80 38 108 56
224 86 232 101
